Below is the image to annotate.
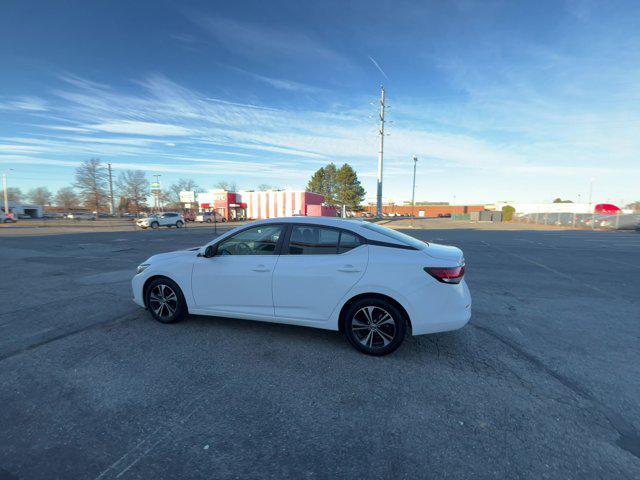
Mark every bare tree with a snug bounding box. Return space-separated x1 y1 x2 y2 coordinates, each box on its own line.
55 187 80 210
75 158 108 211
116 170 148 213
28 186 53 206
215 180 238 192
0 187 22 202
257 183 272 191
168 178 200 205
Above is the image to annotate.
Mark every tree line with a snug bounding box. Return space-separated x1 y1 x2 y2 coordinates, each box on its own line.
0 158 232 213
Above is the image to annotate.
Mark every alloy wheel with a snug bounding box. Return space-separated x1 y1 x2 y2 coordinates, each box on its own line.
149 284 178 320
351 306 396 349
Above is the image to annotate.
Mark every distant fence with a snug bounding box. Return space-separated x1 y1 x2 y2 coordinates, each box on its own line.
512 212 639 230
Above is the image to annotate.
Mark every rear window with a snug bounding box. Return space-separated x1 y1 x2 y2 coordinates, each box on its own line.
289 226 339 255
361 222 428 250
288 226 363 255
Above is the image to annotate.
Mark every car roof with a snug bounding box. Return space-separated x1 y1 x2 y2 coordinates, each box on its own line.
248 216 396 241
254 216 366 229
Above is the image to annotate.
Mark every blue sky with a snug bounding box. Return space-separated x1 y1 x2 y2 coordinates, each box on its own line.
1 0 639 205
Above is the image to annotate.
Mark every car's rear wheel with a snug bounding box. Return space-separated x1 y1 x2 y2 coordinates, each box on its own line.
150 221 159 229
145 278 187 324
343 297 406 355
176 221 184 228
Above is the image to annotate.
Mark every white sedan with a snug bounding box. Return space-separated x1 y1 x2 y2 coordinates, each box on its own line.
132 217 471 355
136 212 185 229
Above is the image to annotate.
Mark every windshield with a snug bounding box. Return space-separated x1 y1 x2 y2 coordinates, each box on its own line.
361 222 428 249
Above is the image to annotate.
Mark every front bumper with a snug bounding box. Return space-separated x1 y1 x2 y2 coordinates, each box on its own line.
131 273 146 307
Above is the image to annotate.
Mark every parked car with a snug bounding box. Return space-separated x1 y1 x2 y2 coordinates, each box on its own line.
67 212 96 220
195 211 226 223
183 211 197 222
1 212 16 223
43 212 66 219
136 212 185 229
131 217 471 356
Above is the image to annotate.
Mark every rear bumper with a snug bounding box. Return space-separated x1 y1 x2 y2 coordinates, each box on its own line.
408 280 472 336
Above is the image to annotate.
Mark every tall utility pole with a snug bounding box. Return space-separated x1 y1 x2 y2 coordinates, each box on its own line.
411 155 418 226
588 178 595 230
2 171 9 215
152 174 162 213
107 163 115 215
376 85 386 218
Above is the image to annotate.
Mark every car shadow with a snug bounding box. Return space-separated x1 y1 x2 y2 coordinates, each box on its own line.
177 313 470 360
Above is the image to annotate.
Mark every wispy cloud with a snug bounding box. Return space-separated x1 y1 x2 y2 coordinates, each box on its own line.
0 96 48 112
184 13 350 67
86 120 196 136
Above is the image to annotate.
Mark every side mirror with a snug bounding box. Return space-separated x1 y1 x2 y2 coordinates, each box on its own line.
204 245 218 258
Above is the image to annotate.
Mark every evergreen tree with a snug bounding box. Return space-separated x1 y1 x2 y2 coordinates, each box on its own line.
335 163 365 210
306 162 365 209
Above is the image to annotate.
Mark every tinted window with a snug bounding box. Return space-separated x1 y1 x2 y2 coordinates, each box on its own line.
338 232 362 253
289 226 339 255
361 222 427 250
216 225 283 256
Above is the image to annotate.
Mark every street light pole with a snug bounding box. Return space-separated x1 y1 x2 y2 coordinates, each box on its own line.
589 178 594 229
2 172 8 215
411 155 418 226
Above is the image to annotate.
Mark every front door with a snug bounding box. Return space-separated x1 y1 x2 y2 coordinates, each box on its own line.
191 224 284 319
272 225 368 323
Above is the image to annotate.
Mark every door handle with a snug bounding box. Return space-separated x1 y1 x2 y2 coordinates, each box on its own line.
338 265 360 273
252 265 271 272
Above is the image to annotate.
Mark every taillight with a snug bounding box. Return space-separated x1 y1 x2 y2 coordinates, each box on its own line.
424 265 465 284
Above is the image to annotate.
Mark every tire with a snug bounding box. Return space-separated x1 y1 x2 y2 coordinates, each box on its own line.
150 221 159 229
206 218 212 223
145 278 188 324
176 221 184 228
221 218 227 223
343 297 406 356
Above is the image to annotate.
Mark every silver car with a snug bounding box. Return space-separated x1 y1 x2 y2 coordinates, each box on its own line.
136 212 185 229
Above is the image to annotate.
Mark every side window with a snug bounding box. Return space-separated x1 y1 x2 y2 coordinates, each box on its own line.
216 225 283 256
289 226 339 255
338 231 362 254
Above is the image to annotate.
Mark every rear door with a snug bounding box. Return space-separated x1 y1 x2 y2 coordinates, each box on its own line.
272 225 368 323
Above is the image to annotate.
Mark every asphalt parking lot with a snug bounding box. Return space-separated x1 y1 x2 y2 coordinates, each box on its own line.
1 223 639 479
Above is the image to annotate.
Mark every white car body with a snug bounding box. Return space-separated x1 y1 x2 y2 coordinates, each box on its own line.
132 217 471 344
136 213 184 229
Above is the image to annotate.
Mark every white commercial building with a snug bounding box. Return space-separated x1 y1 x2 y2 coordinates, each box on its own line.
0 200 44 218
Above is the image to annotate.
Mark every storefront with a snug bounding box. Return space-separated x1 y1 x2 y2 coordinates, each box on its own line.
196 190 246 221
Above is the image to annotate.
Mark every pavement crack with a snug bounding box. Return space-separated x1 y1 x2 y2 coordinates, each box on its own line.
473 323 640 460
0 313 138 362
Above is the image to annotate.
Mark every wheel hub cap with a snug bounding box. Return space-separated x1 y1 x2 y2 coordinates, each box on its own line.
352 306 396 349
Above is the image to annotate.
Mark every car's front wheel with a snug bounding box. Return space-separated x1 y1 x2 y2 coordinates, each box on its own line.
343 297 406 355
145 278 187 324
150 221 159 229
